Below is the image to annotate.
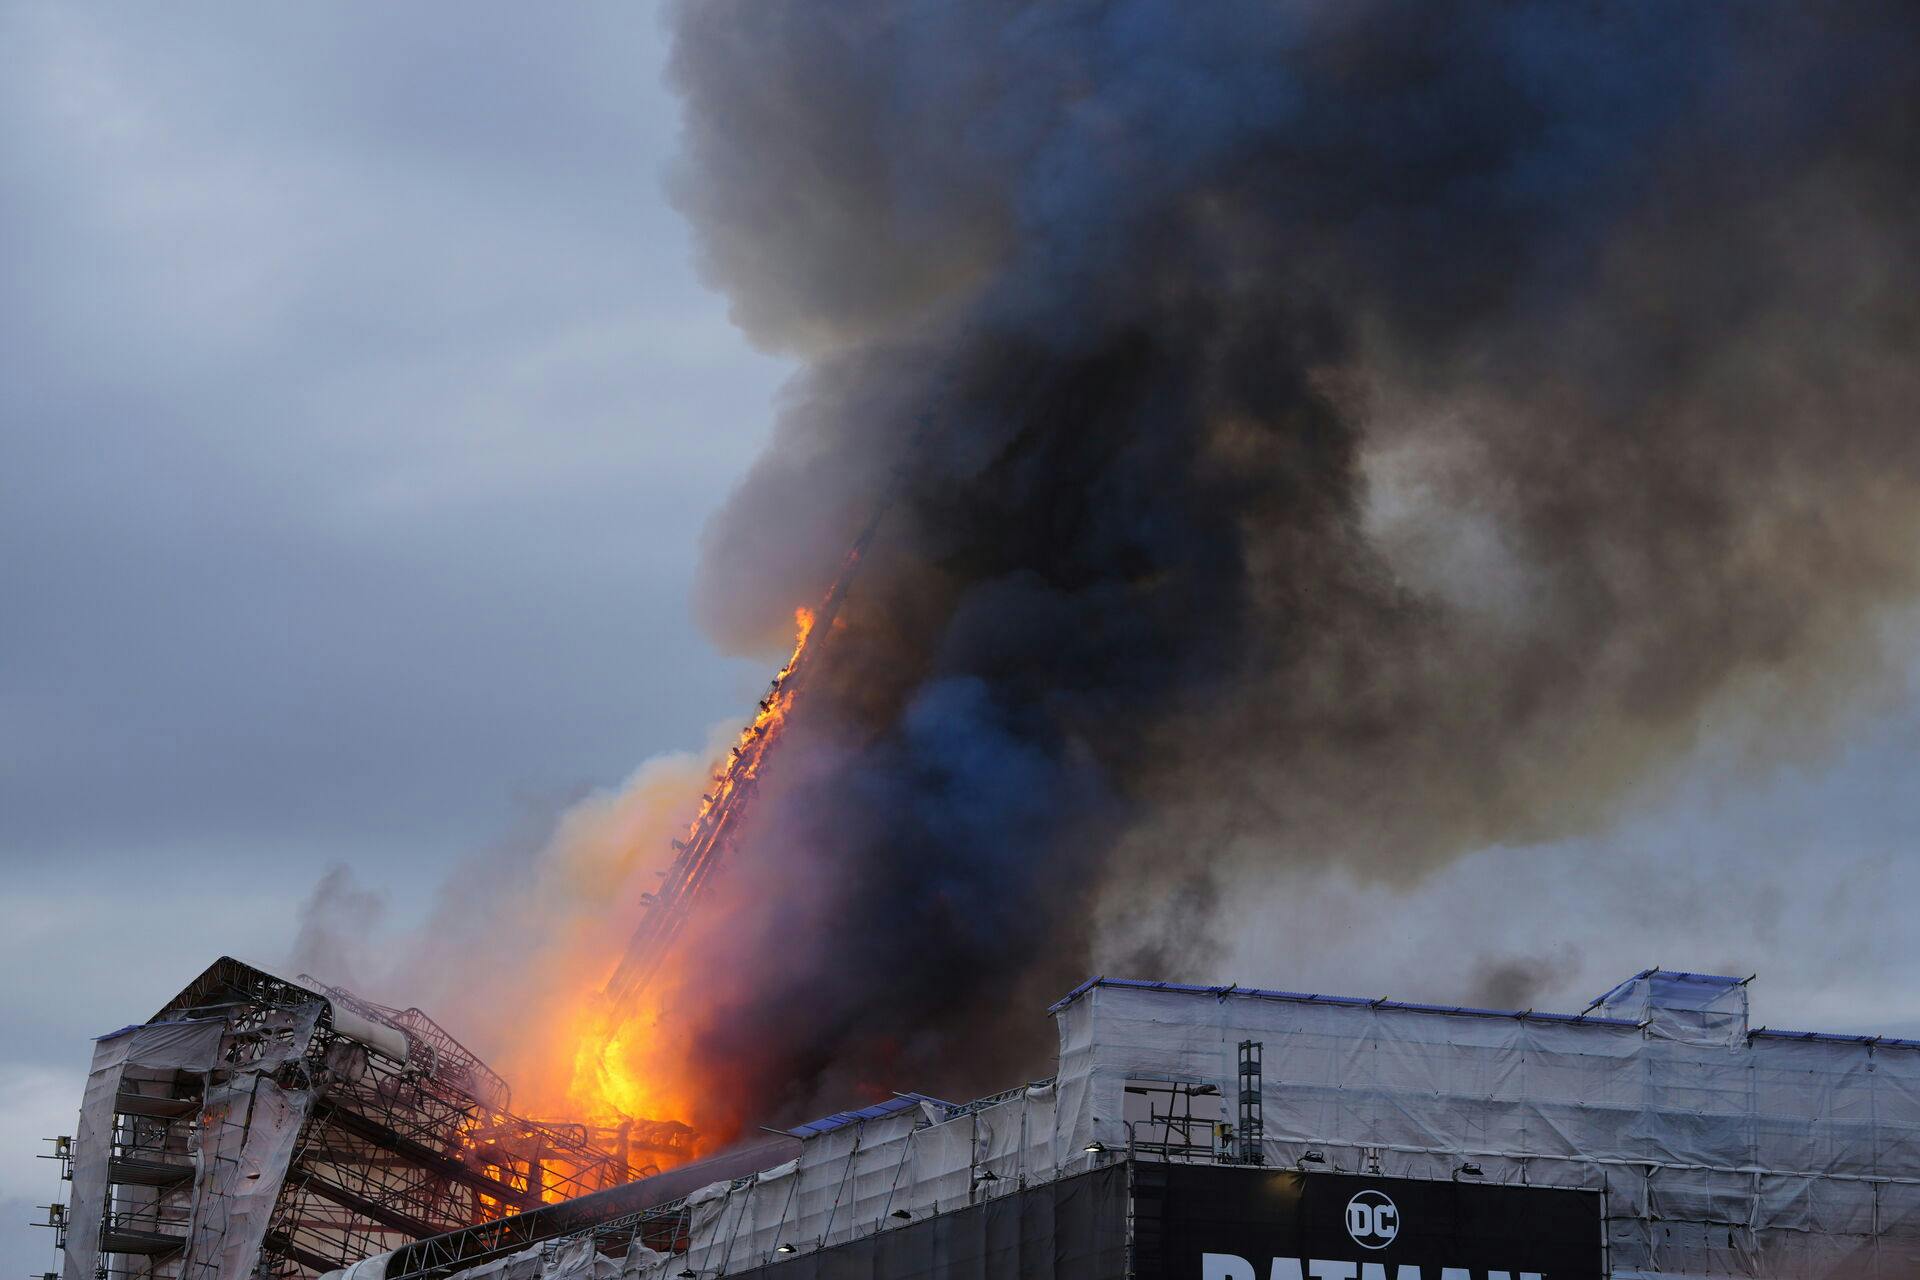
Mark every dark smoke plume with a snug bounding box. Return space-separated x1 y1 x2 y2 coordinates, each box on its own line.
660 1 1920 1123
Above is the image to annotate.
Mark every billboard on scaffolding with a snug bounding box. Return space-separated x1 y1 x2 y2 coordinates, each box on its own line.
1151 1165 1602 1280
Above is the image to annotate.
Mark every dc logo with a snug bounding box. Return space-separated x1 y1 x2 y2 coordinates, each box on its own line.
1345 1190 1399 1250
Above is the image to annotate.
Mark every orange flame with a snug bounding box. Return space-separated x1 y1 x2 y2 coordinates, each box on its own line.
502 605 822 1168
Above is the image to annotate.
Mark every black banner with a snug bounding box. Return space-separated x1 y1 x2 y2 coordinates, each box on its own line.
1141 1166 1601 1280
727 1162 1130 1280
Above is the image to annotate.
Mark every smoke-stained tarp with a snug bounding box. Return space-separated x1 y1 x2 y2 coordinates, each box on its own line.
613 970 1920 1277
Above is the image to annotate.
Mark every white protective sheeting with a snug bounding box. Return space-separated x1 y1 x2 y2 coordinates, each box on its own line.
331 1251 395 1280
1596 971 1752 1047
1054 977 1920 1278
62 1018 232 1280
434 1236 619 1280
404 1235 666 1280
63 998 329 1280
188 1072 318 1272
62 1030 137 1280
657 1085 1067 1279
124 1018 230 1069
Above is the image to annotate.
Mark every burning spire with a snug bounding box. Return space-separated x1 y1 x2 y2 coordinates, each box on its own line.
600 388 947 1021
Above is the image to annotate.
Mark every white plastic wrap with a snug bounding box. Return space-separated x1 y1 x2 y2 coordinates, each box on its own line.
439 1236 619 1280
63 996 329 1280
189 1072 317 1274
672 1082 1079 1275
1055 978 1920 1278
62 1030 136 1280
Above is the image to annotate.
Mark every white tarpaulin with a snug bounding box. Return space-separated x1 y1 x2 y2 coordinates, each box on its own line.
646 970 1920 1278
188 1072 318 1273
61 995 328 1280
660 1083 1075 1278
62 1018 231 1280
62 1030 136 1280
1053 972 1920 1278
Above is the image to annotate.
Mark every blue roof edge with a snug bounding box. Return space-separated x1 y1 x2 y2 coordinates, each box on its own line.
1750 1028 1920 1051
1046 976 1635 1026
783 1090 960 1139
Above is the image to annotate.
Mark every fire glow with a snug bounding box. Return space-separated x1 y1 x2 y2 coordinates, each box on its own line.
510 603 824 1169
488 493 885 1176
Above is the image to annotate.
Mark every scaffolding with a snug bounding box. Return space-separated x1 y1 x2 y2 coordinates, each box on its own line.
1234 1039 1263 1166
58 957 661 1280
1121 1079 1221 1163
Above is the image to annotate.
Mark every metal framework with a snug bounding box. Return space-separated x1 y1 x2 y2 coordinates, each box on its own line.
64 958 664 1279
1235 1039 1263 1166
1122 1079 1222 1163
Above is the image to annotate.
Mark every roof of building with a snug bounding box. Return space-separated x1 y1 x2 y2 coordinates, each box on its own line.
1049 971 1920 1050
1048 976 1636 1027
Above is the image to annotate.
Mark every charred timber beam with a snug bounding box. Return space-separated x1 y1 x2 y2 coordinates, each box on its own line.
312 1100 542 1210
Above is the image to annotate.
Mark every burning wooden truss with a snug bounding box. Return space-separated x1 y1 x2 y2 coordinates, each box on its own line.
53 956 688 1279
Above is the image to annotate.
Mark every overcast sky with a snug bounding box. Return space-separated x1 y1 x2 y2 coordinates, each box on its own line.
3 4 1918 1271
0 4 793 1262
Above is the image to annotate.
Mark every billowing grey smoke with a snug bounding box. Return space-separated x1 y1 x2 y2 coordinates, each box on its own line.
661 1 1920 1120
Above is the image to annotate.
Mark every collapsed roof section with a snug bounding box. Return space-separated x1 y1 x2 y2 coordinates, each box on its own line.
59 957 672 1280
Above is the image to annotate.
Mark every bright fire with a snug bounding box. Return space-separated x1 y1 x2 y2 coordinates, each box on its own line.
690 603 815 825
505 604 825 1173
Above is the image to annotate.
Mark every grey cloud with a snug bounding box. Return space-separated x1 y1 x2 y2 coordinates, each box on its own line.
0 5 790 1262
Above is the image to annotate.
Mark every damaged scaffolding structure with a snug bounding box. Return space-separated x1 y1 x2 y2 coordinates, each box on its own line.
47 957 688 1279
42 962 1920 1279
